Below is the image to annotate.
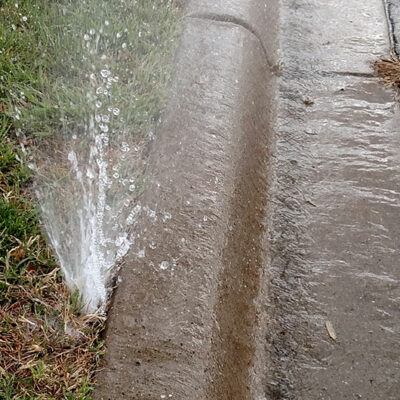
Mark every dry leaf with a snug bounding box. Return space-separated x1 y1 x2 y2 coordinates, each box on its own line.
304 97 314 106
326 320 337 340
30 344 44 353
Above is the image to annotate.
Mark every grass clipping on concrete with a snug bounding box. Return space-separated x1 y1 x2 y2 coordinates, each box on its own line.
374 55 400 87
0 0 182 398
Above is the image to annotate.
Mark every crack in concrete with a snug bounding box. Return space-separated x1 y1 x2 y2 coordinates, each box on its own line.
286 68 376 79
323 71 376 78
187 12 275 70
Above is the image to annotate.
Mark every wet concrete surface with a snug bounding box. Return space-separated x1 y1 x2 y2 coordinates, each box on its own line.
94 0 400 398
186 0 280 66
267 0 400 398
94 12 276 399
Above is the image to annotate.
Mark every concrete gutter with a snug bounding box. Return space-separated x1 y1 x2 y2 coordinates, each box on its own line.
384 0 400 55
94 1 278 399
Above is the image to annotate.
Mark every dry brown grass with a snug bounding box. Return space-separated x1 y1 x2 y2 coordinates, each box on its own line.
374 55 400 87
0 253 105 399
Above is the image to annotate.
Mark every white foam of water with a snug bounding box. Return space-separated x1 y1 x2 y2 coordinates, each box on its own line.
33 32 147 313
39 115 138 312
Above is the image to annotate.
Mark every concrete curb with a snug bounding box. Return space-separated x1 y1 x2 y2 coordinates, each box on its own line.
94 1 278 399
186 0 279 67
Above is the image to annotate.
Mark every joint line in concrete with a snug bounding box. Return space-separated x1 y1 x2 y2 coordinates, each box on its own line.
186 12 274 69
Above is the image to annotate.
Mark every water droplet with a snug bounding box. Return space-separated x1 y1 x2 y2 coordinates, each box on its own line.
129 184 136 192
95 101 102 108
68 151 78 167
147 209 156 220
86 169 94 179
101 114 110 123
96 87 104 95
121 142 130 152
99 124 109 133
113 173 119 179
160 261 169 270
101 69 111 78
90 73 96 80
163 212 172 222
115 235 126 247
113 108 120 116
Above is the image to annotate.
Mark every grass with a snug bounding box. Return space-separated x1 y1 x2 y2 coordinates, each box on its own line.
375 55 400 87
0 0 182 398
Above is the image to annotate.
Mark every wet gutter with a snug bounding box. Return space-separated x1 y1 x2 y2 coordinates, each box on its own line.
93 0 279 399
383 0 400 55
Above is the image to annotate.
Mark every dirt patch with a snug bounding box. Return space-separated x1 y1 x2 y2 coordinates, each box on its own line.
375 56 400 86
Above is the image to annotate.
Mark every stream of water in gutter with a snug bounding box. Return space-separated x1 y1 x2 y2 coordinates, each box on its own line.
266 0 400 398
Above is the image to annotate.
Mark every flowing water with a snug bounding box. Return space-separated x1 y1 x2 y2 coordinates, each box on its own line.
17 0 400 395
22 0 181 312
267 0 400 397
